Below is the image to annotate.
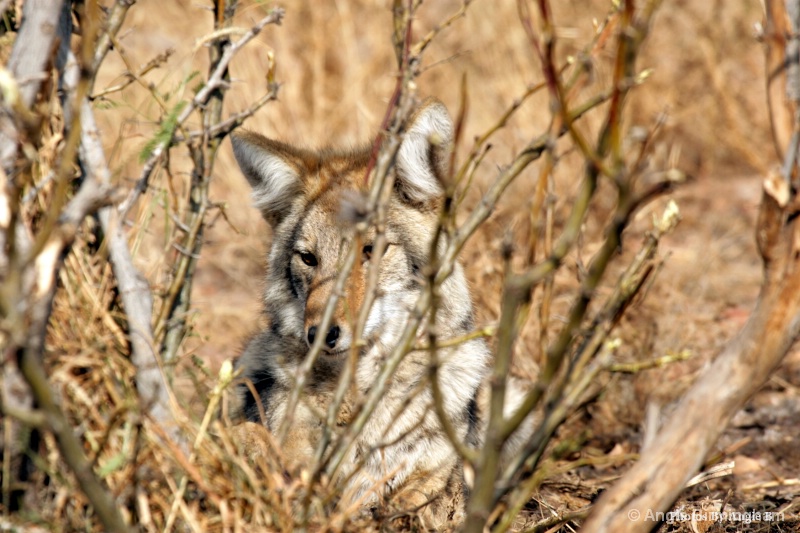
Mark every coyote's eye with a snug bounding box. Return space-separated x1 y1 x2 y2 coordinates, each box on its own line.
362 244 373 262
299 251 317 267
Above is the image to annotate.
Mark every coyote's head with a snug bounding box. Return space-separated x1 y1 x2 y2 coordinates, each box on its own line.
232 100 472 362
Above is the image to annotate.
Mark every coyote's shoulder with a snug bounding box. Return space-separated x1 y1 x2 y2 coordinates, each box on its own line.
230 99 533 527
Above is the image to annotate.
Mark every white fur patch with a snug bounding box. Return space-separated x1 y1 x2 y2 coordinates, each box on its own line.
396 101 453 203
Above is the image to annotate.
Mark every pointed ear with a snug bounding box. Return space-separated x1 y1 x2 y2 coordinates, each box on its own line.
395 98 453 204
231 131 304 225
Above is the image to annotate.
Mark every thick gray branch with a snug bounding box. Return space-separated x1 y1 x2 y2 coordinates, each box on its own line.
0 0 67 174
0 0 68 473
70 55 177 436
7 0 65 107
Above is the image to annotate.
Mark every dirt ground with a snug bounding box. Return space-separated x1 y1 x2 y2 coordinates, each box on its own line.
37 0 800 530
538 174 800 531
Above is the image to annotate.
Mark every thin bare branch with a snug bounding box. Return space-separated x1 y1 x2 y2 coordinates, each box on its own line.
581 4 800 528
118 7 285 218
92 0 138 75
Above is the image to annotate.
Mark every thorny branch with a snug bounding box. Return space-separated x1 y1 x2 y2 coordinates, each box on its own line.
118 7 285 218
581 1 800 530
465 0 666 529
0 0 284 526
159 0 238 362
317 9 641 506
0 0 689 529
285 4 421 494
0 2 135 530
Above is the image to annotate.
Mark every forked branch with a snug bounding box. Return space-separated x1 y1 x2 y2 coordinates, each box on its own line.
581 2 800 531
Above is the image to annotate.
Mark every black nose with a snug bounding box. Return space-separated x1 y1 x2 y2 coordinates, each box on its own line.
325 325 340 349
307 325 340 350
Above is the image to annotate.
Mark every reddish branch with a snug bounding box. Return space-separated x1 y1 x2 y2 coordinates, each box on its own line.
581 2 800 531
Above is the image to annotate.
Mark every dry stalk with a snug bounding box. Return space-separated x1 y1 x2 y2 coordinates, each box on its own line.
607 349 691 374
410 0 474 57
501 0 660 429
280 0 420 468
164 361 234 532
497 200 680 513
580 1 800 530
464 1 665 529
92 0 137 75
90 48 173 101
428 78 482 464
300 6 422 487
65 45 179 435
159 0 239 363
54 7 179 438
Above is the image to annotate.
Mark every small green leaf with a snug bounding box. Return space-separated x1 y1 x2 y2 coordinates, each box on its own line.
94 99 121 110
98 453 126 477
138 100 187 163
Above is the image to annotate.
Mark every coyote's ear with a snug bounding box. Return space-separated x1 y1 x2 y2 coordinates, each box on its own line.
231 131 304 225
395 98 453 204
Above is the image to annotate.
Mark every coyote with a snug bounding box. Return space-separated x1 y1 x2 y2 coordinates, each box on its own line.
231 99 533 526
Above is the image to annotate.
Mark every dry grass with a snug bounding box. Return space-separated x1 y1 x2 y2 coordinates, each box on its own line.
4 0 800 531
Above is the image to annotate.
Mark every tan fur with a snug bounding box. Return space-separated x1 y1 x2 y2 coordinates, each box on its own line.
229 99 537 527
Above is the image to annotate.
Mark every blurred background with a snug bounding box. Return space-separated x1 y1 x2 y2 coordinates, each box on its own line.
94 0 770 382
